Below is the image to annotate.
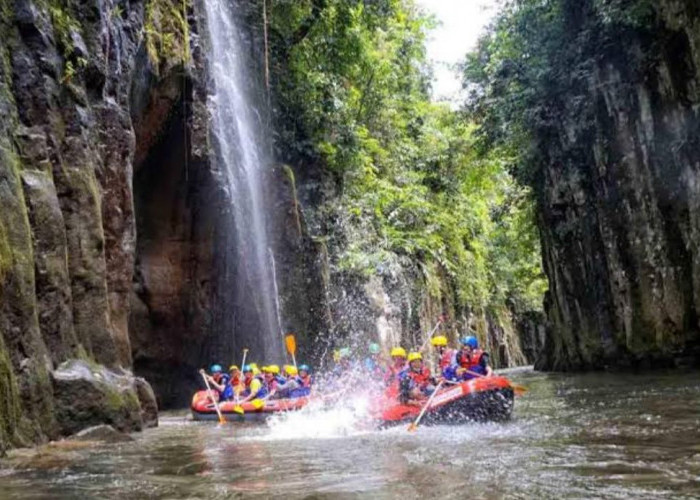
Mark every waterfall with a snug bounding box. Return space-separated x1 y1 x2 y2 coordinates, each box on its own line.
204 0 283 361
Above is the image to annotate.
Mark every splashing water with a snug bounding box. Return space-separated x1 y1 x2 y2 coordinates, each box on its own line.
204 0 283 360
259 393 375 441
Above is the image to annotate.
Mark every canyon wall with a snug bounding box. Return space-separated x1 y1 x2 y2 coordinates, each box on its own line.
533 0 700 369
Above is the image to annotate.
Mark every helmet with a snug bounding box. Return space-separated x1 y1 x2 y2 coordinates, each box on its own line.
249 363 261 375
460 336 478 349
242 364 253 373
284 365 298 376
332 350 340 362
369 343 381 354
265 364 280 375
431 336 448 347
210 364 222 374
390 347 407 358
298 364 311 373
407 352 422 362
228 365 239 372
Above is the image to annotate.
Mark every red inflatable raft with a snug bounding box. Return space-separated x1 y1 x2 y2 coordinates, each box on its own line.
191 391 311 421
372 376 515 427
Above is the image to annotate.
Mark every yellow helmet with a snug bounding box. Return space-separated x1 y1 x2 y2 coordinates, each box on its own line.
431 335 448 347
266 364 280 375
390 347 407 358
250 363 261 375
407 352 422 362
284 365 298 376
228 364 239 372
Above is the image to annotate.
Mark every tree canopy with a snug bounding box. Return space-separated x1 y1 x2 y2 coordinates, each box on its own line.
267 0 547 313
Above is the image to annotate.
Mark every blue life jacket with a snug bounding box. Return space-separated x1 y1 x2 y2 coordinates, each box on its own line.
217 374 231 399
289 375 312 398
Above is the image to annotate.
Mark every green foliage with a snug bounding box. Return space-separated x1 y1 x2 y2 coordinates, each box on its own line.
268 0 547 312
461 0 660 187
144 0 191 70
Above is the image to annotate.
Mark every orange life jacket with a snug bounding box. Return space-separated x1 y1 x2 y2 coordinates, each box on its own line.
439 348 455 370
406 367 432 389
299 374 312 388
456 349 484 372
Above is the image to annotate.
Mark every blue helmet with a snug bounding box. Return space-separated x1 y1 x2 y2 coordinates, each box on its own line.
460 336 478 349
242 364 253 373
210 364 223 374
298 364 311 373
369 343 381 354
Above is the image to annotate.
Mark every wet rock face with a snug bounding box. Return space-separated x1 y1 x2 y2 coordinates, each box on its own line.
0 0 166 447
52 360 149 436
534 1 700 369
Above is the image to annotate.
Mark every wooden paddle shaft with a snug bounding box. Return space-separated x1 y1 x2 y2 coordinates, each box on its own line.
418 319 443 352
410 379 445 430
201 372 226 423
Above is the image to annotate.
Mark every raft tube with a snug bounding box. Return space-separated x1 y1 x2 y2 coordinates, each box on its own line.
190 390 311 422
374 376 514 427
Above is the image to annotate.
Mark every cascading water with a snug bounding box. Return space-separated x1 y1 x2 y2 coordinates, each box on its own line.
204 0 283 361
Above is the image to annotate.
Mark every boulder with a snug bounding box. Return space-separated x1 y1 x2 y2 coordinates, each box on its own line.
51 359 150 436
134 376 159 428
70 424 134 443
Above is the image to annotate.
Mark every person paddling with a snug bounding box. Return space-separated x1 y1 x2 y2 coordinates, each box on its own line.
364 343 386 378
199 364 233 401
239 364 268 403
431 335 456 373
275 365 300 398
228 365 242 398
451 335 493 380
290 364 313 398
399 352 437 405
384 347 407 386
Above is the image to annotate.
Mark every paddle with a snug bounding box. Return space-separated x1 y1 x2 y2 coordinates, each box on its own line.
408 379 445 432
200 370 226 424
285 334 297 370
240 348 249 371
232 398 264 415
235 347 249 405
418 316 445 352
461 369 528 396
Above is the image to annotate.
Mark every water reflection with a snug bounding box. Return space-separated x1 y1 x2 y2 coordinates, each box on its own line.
1 369 699 498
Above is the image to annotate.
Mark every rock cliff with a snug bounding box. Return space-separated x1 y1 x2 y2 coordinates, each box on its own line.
532 0 700 369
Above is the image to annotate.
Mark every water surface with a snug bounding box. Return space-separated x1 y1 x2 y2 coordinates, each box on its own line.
2 368 699 499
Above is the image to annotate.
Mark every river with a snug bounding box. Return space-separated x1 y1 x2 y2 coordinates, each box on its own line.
1 367 699 499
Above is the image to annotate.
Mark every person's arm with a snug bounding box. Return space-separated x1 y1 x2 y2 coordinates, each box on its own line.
239 379 262 404
481 353 493 377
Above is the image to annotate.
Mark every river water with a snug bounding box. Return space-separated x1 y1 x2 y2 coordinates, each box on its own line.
1 367 699 499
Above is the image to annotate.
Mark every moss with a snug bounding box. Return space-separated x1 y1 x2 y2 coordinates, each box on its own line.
282 164 302 238
103 388 124 414
144 0 191 71
0 335 21 453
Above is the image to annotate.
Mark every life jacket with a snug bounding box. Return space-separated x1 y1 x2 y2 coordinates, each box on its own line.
242 375 268 398
404 367 432 390
438 348 456 370
455 349 486 378
215 374 231 400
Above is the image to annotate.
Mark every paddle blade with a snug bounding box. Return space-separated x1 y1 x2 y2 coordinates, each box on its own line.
233 405 244 415
285 334 297 356
251 398 265 410
407 423 417 432
513 384 528 396
218 415 226 425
